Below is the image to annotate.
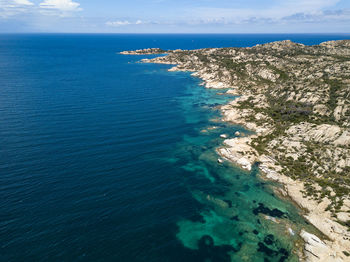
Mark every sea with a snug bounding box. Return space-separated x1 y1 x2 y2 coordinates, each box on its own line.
0 34 349 262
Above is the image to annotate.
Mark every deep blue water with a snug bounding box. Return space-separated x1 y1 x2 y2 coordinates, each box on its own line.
0 34 349 262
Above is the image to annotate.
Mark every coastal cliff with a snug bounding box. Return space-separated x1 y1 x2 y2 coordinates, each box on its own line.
122 40 350 261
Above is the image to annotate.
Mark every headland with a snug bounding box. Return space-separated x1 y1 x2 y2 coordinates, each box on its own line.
121 40 350 261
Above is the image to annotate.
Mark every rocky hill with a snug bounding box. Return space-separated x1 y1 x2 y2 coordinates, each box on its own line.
122 40 350 261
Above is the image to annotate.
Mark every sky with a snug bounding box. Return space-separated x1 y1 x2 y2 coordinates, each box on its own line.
0 0 350 33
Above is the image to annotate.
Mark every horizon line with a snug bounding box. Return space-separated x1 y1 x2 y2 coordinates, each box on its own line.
1 32 350 35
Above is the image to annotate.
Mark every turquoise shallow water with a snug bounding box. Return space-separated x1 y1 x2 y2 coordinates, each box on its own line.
163 78 312 261
1 34 348 261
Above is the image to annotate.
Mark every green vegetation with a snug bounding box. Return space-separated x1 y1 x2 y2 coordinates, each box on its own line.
324 78 342 114
235 71 349 213
146 40 350 214
221 59 248 78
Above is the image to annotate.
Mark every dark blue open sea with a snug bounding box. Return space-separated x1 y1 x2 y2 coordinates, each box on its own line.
1 34 349 262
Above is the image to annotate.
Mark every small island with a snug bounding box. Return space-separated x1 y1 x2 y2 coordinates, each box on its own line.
122 40 350 261
120 48 167 55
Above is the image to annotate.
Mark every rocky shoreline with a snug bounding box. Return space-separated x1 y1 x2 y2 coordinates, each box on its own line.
121 40 350 261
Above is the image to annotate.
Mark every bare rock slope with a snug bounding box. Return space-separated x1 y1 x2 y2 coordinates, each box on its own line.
122 40 350 261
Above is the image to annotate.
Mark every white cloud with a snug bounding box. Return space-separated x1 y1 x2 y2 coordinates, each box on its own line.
189 0 343 22
106 20 131 26
0 0 34 17
0 0 81 18
106 20 144 27
14 0 34 5
282 9 350 23
143 0 348 28
39 0 81 12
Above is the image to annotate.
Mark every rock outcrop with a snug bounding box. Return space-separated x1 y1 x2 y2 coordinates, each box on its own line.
122 39 350 261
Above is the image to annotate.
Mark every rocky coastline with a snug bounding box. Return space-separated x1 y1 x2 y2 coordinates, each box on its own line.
121 40 350 261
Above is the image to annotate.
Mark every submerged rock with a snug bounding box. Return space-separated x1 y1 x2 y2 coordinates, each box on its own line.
124 39 350 262
264 234 275 245
288 228 295 236
253 203 287 218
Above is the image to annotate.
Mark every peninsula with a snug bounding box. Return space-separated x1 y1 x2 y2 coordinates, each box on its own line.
122 40 350 261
